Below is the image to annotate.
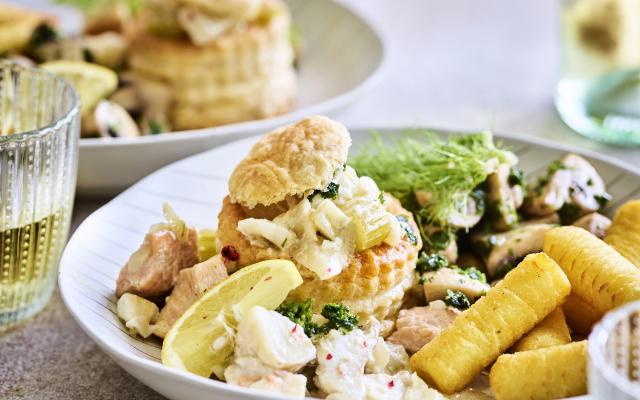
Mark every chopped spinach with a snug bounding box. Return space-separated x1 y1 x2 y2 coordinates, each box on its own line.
558 202 581 224
444 289 471 310
309 182 340 200
453 266 487 284
416 252 448 275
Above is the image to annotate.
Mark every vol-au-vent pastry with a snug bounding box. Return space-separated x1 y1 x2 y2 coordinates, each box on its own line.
217 116 422 321
128 0 296 130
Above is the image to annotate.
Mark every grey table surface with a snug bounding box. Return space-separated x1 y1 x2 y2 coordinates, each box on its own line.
2 0 638 398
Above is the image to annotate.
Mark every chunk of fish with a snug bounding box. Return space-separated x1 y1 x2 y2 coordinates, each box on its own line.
153 254 229 338
315 329 371 398
525 154 607 217
387 303 460 354
472 223 557 278
573 212 611 239
235 306 316 371
115 226 198 298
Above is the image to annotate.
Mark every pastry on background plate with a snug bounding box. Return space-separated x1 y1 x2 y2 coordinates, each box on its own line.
217 116 422 322
128 0 296 130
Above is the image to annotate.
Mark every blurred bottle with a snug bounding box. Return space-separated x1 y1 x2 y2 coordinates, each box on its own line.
556 0 640 146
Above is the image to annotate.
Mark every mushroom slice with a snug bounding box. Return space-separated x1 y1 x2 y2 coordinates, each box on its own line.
94 100 141 138
486 164 524 231
422 267 490 302
448 191 485 229
421 225 458 264
472 223 557 278
572 212 611 239
415 190 484 229
525 154 608 218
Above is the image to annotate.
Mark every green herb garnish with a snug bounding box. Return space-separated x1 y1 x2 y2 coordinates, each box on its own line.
148 120 165 135
595 193 611 208
317 303 360 335
548 160 568 174
508 167 524 187
276 301 359 337
453 266 487 283
427 230 454 251
416 252 448 275
396 215 418 245
275 299 316 337
558 202 581 224
444 289 471 310
349 131 514 227
309 182 340 200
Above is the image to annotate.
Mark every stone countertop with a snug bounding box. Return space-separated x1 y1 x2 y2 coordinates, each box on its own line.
2 0 638 398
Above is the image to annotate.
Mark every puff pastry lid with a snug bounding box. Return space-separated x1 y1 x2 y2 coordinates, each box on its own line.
228 116 351 208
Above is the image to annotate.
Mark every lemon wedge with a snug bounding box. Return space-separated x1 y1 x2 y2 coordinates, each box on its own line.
161 259 303 378
40 60 118 115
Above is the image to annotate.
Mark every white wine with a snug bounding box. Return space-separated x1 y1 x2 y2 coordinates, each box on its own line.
0 209 68 325
0 61 79 329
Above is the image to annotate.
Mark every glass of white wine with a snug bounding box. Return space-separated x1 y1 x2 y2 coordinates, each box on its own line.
557 0 640 146
0 60 79 330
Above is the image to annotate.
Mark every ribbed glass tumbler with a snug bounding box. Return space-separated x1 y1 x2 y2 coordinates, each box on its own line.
0 61 79 330
589 301 640 399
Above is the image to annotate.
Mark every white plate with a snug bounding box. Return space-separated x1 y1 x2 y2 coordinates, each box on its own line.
74 0 386 197
59 128 639 400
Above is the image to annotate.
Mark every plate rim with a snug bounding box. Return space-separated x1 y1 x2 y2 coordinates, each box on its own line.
61 127 633 399
78 0 389 150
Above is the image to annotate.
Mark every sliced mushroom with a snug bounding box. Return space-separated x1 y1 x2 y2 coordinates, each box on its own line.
573 212 611 238
422 267 490 302
472 223 557 278
421 225 458 264
415 190 484 229
94 100 141 138
448 196 483 229
525 154 608 218
486 164 524 231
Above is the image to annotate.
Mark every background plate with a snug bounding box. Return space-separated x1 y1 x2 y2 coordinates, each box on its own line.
72 0 386 196
59 128 637 399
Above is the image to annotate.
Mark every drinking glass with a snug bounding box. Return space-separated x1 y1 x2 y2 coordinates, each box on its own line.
556 0 640 146
0 61 80 330
589 301 640 399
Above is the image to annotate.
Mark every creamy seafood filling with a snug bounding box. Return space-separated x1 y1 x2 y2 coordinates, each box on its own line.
237 167 403 280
